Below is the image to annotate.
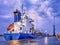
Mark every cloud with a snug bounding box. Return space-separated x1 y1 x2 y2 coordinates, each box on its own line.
27 9 38 20
0 0 60 34
0 0 22 19
36 0 55 22
0 0 54 25
0 14 13 19
25 0 56 30
26 7 48 29
28 0 39 4
51 0 60 17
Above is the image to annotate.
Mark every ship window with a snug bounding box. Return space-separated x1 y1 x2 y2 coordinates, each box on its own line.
12 29 14 31
20 27 22 30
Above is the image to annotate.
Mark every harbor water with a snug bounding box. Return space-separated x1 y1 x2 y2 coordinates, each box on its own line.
0 36 60 45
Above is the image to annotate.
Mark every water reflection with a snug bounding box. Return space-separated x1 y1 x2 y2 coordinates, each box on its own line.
28 40 37 45
57 38 60 41
44 37 48 45
0 36 60 45
10 40 20 45
28 42 36 45
9 39 37 45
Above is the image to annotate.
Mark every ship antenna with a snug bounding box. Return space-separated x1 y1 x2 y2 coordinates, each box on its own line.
21 4 25 16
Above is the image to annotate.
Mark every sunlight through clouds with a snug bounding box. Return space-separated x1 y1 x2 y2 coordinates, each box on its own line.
0 14 13 19
28 0 39 4
27 9 38 20
0 0 60 34
3 0 8 4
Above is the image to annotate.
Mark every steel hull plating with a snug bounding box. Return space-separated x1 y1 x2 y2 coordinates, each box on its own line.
19 33 37 39
4 33 37 40
4 33 20 41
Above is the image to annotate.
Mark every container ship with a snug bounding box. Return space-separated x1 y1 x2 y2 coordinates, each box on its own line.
4 6 37 41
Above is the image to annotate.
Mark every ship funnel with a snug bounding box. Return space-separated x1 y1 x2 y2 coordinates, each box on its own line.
14 9 21 22
14 9 18 16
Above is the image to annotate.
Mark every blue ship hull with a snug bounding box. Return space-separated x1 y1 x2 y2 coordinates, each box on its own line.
4 33 37 41
4 33 20 41
19 33 37 39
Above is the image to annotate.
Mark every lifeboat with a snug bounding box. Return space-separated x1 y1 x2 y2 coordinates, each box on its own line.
7 24 14 31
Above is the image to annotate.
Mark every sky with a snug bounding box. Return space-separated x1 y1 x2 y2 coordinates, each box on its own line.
0 0 60 34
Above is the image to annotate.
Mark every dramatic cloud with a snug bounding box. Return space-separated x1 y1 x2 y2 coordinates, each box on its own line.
0 0 60 34
0 0 22 19
0 14 13 19
28 0 39 4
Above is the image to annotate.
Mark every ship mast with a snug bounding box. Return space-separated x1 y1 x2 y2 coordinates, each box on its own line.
21 4 25 16
21 4 26 27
